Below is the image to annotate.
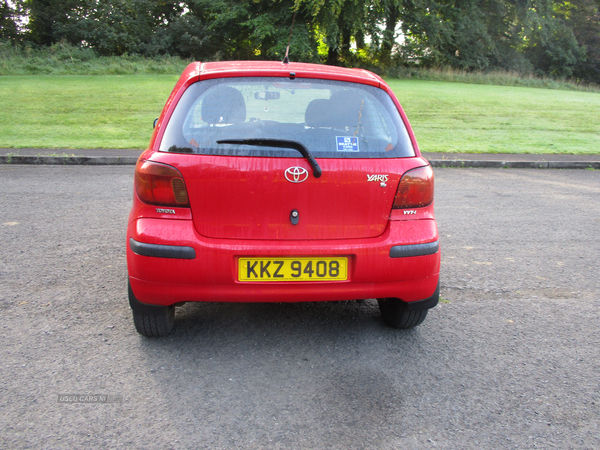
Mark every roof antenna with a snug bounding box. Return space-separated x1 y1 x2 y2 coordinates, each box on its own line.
283 6 298 64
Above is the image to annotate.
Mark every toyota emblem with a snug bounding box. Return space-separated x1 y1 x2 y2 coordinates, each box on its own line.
284 167 309 183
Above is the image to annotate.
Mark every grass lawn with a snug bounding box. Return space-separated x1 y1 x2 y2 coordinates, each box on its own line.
0 75 178 149
0 75 599 153
388 79 600 154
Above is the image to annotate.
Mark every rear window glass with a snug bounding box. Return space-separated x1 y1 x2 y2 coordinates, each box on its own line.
159 77 415 158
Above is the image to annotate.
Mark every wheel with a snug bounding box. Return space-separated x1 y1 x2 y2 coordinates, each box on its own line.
131 307 175 337
128 282 175 337
377 298 429 329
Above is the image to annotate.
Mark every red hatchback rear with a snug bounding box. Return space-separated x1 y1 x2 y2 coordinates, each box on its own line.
127 61 440 337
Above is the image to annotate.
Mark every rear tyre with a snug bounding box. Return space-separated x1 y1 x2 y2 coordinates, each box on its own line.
128 282 175 337
377 298 429 329
132 307 175 337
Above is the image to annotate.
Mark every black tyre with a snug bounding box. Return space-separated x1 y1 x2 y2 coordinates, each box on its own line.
128 282 175 337
377 298 429 329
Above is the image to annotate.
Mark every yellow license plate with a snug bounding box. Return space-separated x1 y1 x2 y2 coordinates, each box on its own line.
239 257 348 282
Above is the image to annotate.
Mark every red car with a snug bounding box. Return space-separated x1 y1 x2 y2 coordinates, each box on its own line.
127 61 440 337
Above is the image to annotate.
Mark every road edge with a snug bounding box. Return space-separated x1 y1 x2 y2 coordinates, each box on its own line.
1 155 598 169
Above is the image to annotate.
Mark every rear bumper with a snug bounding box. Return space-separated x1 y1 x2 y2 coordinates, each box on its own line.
127 217 440 306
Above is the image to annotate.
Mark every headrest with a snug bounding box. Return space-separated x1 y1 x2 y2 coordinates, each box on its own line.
201 86 246 124
327 90 364 129
305 91 365 129
305 99 331 127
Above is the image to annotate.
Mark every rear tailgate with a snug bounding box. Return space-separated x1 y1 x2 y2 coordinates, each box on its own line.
171 155 420 240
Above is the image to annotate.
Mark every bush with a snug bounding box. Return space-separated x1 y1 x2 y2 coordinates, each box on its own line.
0 41 191 75
386 66 600 93
1 40 599 93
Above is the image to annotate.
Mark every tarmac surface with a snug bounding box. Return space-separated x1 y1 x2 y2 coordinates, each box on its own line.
1 165 598 449
1 148 599 168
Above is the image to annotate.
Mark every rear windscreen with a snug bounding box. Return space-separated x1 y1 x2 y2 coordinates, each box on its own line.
159 77 415 158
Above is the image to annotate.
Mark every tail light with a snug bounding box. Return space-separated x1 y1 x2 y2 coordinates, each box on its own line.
135 160 190 207
393 165 434 209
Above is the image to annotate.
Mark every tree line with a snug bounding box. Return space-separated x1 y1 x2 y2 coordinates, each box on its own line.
1 0 599 83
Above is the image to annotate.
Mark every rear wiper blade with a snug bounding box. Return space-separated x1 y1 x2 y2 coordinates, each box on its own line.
217 138 322 178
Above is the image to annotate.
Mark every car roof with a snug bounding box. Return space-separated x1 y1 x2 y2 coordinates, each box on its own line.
181 61 384 88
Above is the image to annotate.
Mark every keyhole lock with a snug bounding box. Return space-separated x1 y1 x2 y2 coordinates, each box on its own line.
290 209 299 225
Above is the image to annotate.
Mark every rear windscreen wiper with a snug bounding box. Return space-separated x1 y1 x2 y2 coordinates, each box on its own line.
217 139 322 178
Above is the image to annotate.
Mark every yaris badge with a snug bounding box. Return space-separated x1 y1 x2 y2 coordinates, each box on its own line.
285 167 309 183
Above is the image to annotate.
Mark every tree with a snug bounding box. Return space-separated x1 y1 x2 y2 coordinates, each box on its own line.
380 0 401 65
6 0 599 83
57 0 184 55
568 0 600 81
161 0 317 61
299 0 375 65
24 0 85 45
0 0 21 41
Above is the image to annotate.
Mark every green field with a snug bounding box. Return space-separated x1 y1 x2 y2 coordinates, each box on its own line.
0 75 178 149
0 75 599 153
390 80 600 154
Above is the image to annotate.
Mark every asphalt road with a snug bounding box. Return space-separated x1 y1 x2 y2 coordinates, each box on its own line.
1 166 599 449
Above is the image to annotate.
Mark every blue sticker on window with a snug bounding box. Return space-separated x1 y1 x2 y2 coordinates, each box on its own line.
336 136 359 152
